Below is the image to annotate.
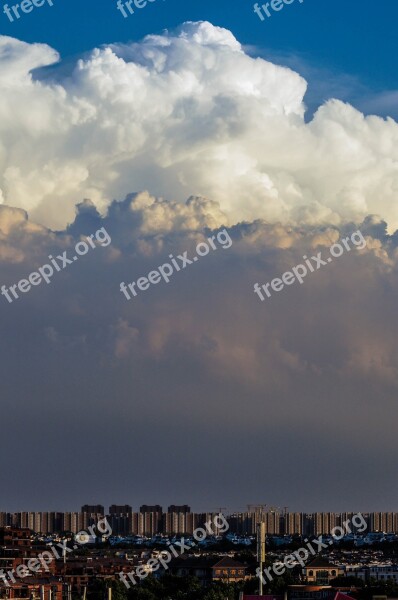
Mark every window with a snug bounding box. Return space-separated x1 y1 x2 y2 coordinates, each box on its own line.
316 570 329 584
309 571 313 577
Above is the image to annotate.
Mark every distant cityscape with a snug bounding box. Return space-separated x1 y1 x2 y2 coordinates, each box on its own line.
2 505 398 600
2 505 398 536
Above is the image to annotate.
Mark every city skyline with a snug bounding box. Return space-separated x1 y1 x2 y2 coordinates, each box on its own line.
3 508 398 538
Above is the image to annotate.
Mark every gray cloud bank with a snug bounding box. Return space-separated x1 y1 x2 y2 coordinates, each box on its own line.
0 194 397 510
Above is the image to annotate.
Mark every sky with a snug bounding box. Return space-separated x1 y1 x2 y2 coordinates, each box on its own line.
0 0 398 513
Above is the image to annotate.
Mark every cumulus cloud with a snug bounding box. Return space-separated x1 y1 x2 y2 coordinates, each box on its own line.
0 22 398 230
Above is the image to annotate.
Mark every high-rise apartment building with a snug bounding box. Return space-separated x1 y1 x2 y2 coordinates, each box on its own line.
168 505 190 513
265 511 280 535
108 513 132 536
227 513 255 535
62 512 82 533
109 505 132 514
81 505 104 515
139 505 162 513
285 512 302 535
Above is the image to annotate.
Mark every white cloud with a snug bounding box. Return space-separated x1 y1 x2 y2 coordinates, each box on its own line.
1 22 397 231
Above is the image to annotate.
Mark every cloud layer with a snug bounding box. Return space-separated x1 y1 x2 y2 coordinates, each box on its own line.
1 194 398 510
1 23 398 230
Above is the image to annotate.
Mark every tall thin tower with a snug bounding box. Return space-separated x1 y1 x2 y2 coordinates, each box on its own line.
257 521 266 596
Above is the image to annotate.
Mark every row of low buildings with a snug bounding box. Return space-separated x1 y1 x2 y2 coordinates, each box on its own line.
303 557 398 585
1 526 398 600
2 507 398 537
0 526 249 599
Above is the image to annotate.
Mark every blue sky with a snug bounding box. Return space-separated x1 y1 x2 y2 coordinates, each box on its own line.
1 0 397 93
